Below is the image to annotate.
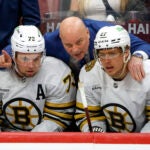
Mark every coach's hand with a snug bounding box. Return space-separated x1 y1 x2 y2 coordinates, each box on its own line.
0 50 12 68
128 56 145 81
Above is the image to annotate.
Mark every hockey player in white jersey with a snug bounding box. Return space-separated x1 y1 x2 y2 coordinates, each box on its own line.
0 25 76 132
75 25 150 133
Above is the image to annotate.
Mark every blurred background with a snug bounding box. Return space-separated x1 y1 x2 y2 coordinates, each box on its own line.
38 0 150 43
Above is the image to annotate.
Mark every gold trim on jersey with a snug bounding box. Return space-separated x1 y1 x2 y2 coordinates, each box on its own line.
145 106 150 121
75 112 102 120
45 100 76 108
79 116 106 131
0 109 2 115
44 108 73 119
0 119 3 124
76 102 101 111
44 116 67 128
85 60 96 72
43 100 75 129
75 102 105 130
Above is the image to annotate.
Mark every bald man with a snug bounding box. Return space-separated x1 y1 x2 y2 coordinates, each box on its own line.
44 17 150 82
59 17 90 61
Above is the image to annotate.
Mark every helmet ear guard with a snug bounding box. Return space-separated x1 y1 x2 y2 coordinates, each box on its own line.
123 45 131 63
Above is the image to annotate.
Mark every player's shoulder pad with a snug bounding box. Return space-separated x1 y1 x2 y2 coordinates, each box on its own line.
85 60 96 72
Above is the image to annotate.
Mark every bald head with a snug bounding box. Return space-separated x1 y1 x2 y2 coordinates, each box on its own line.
59 17 90 60
59 17 87 38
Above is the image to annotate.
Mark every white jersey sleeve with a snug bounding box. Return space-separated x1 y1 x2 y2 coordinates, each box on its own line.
32 57 76 132
75 60 107 132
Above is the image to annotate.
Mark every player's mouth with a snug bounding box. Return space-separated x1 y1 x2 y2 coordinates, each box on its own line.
26 70 35 76
105 66 114 73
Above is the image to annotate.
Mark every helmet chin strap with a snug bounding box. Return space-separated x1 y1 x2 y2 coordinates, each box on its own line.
12 60 26 79
12 56 27 81
113 53 131 80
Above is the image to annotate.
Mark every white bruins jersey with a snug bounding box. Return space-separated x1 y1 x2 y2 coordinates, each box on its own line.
0 57 76 132
75 60 150 132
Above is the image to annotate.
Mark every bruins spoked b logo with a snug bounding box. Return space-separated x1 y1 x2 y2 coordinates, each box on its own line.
3 98 42 131
102 103 136 132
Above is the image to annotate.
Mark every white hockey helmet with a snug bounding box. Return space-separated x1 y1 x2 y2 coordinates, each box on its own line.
11 25 45 58
94 25 130 54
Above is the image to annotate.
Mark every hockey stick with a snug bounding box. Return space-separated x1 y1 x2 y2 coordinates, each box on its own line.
78 82 93 132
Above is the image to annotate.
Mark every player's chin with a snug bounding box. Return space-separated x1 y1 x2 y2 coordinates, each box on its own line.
105 70 115 77
25 72 36 77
